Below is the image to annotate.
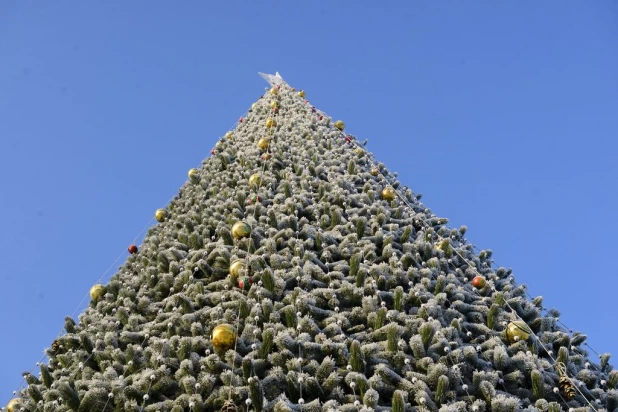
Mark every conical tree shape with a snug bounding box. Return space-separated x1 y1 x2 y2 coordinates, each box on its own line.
8 73 614 411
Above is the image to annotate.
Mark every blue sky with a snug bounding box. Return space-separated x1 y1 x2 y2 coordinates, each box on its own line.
1 1 616 403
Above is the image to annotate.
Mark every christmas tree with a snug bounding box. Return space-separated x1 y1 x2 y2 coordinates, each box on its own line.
5 73 615 412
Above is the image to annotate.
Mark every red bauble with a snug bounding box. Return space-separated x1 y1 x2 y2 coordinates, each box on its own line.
472 276 487 289
319 115 323 120
345 136 353 143
128 245 138 254
238 276 253 290
210 149 216 155
239 117 243 123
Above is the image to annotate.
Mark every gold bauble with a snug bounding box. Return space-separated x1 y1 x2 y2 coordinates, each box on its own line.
370 167 379 176
265 118 277 128
269 86 278 95
231 221 251 239
212 324 236 351
248 173 262 187
334 120 345 131
229 260 245 278
381 187 396 201
225 131 233 140
6 398 21 412
257 138 270 151
506 320 531 344
270 100 280 109
298 90 306 98
155 208 168 222
89 284 106 301
188 168 200 183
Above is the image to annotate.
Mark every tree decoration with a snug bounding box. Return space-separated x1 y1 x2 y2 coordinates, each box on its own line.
89 284 106 301
261 153 271 161
472 276 486 289
270 100 279 109
249 173 262 188
557 362 576 400
334 120 345 131
506 320 531 344
128 244 138 254
212 324 236 351
231 221 251 239
51 339 60 353
155 208 168 222
221 400 238 412
269 86 278 95
188 168 200 183
370 167 379 176
225 131 233 140
265 118 276 128
257 138 270 151
6 398 21 412
238 276 252 290
248 194 261 204
381 187 396 201
298 90 306 98
229 259 245 278
250 103 257 111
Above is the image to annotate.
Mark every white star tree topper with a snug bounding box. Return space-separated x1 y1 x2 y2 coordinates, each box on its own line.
258 71 287 87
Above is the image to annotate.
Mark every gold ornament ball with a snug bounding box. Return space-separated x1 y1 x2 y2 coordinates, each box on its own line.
212 324 236 351
506 320 531 344
248 173 262 187
188 168 200 183
265 118 277 128
229 260 245 278
90 284 106 301
381 187 396 201
298 90 306 98
334 120 345 131
370 167 379 176
6 398 21 412
257 138 270 151
155 208 168 222
269 86 278 95
270 100 280 109
225 131 233 140
231 221 251 239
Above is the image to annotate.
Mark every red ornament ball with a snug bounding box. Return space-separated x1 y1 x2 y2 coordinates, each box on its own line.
210 149 216 155
238 117 243 123
472 276 487 289
345 136 353 143
238 276 253 290
319 115 323 120
128 245 138 254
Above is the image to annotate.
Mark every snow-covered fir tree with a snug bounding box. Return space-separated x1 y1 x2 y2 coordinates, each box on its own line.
5 73 616 412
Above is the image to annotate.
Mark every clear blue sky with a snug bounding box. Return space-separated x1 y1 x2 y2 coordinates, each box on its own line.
1 1 616 403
